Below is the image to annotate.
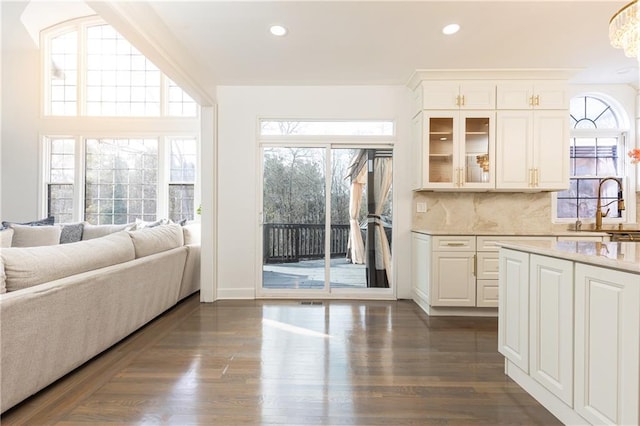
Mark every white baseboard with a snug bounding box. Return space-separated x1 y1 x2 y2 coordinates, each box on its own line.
216 287 255 299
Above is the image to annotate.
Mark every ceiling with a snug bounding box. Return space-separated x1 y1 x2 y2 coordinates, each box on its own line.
5 1 639 92
143 1 639 87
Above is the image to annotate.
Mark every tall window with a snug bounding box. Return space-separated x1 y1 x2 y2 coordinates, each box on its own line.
42 17 199 224
168 138 197 222
45 19 197 117
556 96 627 221
85 139 158 225
46 138 75 223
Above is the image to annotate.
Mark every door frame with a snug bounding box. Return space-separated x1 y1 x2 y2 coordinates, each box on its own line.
255 141 396 300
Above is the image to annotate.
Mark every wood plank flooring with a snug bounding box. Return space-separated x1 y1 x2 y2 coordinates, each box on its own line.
1 295 560 425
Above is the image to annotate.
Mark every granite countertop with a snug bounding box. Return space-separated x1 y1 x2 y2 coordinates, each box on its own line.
411 229 609 237
498 240 640 274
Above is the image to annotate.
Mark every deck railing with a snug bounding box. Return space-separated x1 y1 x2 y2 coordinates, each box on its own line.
263 223 350 263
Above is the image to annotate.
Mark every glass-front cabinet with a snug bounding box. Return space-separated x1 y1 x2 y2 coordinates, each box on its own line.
413 111 495 190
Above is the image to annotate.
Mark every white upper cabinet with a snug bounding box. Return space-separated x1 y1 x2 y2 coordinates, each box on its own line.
413 110 495 190
495 109 569 191
410 71 571 192
497 81 568 110
416 81 496 110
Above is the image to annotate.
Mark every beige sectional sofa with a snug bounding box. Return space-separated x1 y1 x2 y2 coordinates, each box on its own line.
0 223 201 413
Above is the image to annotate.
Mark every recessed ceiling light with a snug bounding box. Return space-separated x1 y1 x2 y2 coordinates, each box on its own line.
442 24 460 35
270 25 287 37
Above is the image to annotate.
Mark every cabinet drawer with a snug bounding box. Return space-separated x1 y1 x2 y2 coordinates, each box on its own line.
477 236 555 252
477 279 498 307
432 236 476 251
477 252 499 280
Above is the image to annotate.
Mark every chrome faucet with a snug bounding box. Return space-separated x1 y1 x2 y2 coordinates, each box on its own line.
595 177 625 231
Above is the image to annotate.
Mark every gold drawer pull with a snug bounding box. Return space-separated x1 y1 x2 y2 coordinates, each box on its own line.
446 242 465 246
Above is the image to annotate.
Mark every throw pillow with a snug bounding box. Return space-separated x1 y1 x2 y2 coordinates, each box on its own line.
133 218 170 230
0 227 14 248
10 224 62 247
128 223 184 258
59 222 84 244
81 222 134 240
1 216 54 228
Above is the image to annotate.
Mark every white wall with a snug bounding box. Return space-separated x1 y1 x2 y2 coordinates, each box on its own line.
215 86 414 299
1 2 41 222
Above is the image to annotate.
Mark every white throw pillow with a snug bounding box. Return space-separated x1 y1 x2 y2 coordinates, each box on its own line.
1 228 14 248
82 222 134 240
128 223 184 258
10 224 61 247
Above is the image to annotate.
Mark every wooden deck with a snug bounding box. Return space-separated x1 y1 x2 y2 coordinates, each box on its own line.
263 258 367 289
2 295 560 425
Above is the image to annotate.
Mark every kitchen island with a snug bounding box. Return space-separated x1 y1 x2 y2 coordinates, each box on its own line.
498 240 639 425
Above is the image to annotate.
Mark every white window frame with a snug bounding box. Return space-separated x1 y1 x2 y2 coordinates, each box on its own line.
39 17 200 223
553 95 636 226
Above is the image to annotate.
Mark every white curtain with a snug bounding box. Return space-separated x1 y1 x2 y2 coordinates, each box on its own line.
347 167 366 264
373 157 393 285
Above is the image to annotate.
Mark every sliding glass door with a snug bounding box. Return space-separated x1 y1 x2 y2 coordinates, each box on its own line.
260 145 392 296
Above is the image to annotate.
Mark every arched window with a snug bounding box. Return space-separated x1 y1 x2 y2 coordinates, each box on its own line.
42 18 199 225
556 95 628 222
45 19 197 117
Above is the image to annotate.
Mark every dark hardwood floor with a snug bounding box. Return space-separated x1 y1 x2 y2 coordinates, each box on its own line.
2 295 560 425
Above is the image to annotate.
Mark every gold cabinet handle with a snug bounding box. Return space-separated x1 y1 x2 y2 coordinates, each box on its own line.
461 95 465 106
459 167 465 187
534 168 539 187
529 95 534 106
472 254 477 276
456 95 460 107
455 167 460 186
534 95 540 106
447 242 465 247
529 168 534 187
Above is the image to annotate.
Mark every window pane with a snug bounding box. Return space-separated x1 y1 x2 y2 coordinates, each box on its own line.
167 78 198 117
85 138 158 224
169 184 195 222
169 138 197 182
85 24 160 117
260 120 395 136
48 184 74 223
48 30 77 116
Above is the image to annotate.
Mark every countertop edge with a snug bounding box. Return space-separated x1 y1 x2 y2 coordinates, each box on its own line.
497 241 640 274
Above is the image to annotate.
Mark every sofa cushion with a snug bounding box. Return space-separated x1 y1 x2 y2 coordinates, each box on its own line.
1 231 135 292
9 224 62 247
82 222 133 240
1 228 14 248
1 216 55 228
182 223 201 245
128 223 184 258
0 260 6 294
59 222 84 244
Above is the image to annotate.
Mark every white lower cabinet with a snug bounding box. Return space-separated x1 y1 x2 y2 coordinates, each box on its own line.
498 249 529 371
574 263 640 425
431 251 476 306
529 254 573 405
411 233 430 307
499 249 640 425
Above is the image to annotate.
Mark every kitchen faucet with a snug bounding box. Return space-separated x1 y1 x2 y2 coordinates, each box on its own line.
595 177 625 231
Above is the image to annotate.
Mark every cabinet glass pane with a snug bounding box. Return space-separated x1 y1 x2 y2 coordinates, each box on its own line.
429 117 453 183
464 117 490 183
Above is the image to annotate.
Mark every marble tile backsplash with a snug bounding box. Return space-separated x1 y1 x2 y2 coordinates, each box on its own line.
413 191 640 234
